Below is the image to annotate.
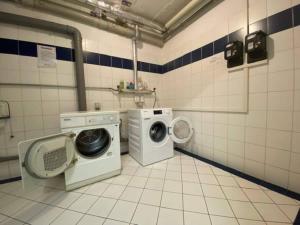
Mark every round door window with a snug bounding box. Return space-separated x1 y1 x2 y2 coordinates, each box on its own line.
76 128 111 157
149 121 167 143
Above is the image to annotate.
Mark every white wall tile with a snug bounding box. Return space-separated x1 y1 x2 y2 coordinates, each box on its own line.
266 129 292 150
266 148 290 170
267 0 292 16
267 111 293 131
268 70 294 92
267 91 293 111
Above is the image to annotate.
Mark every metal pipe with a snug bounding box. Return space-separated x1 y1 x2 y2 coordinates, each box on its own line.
165 0 212 29
15 0 164 47
0 82 119 92
0 11 87 111
90 0 166 33
132 25 138 90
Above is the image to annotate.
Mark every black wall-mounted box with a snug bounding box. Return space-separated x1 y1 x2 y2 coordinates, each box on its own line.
224 41 244 68
245 30 267 63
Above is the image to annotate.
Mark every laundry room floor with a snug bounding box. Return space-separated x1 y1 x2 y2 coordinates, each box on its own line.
0 152 299 225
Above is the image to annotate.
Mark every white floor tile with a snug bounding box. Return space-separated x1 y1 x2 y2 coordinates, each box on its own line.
120 186 143 202
145 178 164 191
161 192 183 210
253 203 290 222
102 184 126 199
222 186 249 201
149 169 166 179
139 189 162 206
103 219 129 225
182 172 199 182
29 206 64 225
243 189 273 203
184 211 211 225
128 176 147 188
84 182 109 196
12 202 47 222
265 191 299 205
0 218 24 225
163 180 182 193
205 198 234 217
108 200 137 223
229 200 262 220
49 192 81 208
165 171 182 181
212 168 232 176
87 197 116 217
197 166 214 175
77 215 105 225
134 167 151 177
210 215 239 225
50 210 83 225
0 198 32 216
234 177 260 189
112 175 132 186
157 208 183 225
198 174 219 185
216 176 238 187
277 204 299 221
182 182 203 196
202 184 225 198
68 194 98 213
131 204 159 225
183 194 207 213
238 219 267 225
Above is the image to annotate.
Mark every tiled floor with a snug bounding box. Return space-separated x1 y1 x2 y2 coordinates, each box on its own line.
0 152 299 225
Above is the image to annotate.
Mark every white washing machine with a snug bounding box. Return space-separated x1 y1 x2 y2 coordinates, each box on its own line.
128 108 193 166
18 111 121 191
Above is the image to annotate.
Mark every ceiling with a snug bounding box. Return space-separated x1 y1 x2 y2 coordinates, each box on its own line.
123 0 192 26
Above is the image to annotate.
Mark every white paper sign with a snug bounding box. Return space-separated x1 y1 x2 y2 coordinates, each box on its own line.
37 45 56 68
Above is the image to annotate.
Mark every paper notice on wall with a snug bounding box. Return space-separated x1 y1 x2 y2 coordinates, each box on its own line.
37 45 56 68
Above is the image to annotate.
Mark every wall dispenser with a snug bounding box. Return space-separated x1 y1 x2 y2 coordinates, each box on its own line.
245 30 267 63
224 41 244 68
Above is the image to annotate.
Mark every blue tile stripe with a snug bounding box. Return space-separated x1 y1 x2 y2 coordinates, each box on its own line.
0 4 299 75
175 147 300 201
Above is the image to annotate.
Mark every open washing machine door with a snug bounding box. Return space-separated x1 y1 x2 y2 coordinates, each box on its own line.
18 132 76 190
169 116 193 144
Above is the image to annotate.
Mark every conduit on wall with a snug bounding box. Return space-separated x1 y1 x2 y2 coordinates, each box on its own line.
0 11 87 111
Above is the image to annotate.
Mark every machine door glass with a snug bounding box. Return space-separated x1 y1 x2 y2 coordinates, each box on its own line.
18 132 76 190
75 128 111 157
149 121 167 143
169 116 193 144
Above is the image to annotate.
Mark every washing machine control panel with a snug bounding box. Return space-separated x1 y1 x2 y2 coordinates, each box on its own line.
86 114 119 125
141 108 172 117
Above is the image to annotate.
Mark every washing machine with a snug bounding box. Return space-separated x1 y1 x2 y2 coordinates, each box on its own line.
128 108 193 166
18 111 121 191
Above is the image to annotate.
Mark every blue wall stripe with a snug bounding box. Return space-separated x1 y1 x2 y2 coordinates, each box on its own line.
0 4 299 75
268 8 293 35
294 4 300 27
0 38 18 55
175 147 300 201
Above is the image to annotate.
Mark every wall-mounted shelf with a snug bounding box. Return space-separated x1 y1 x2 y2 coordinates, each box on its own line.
118 89 154 95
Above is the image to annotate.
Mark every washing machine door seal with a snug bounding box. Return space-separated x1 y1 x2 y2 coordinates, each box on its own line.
149 121 168 143
75 128 111 158
168 116 193 144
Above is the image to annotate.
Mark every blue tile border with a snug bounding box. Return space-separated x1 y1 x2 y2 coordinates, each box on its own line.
175 147 300 201
0 176 21 184
0 4 299 75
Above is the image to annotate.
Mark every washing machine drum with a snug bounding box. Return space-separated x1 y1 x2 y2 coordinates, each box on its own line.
76 128 111 157
149 121 167 143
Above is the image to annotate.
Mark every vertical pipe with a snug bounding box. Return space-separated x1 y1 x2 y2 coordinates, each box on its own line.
132 25 139 90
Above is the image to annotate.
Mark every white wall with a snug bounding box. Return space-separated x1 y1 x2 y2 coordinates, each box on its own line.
0 1 163 180
160 0 300 193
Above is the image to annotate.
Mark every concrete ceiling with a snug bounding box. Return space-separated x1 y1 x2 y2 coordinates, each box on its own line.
120 0 193 26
